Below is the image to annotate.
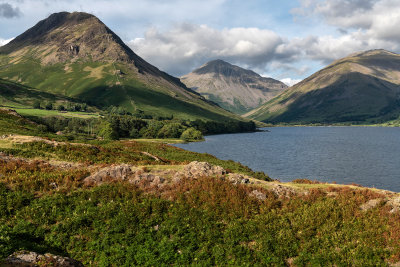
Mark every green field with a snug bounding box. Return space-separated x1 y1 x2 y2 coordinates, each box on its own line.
14 108 100 119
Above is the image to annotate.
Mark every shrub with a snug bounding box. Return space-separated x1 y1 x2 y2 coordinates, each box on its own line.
180 127 203 141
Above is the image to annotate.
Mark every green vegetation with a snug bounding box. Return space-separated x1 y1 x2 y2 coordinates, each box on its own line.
0 105 399 266
0 162 399 265
0 109 47 136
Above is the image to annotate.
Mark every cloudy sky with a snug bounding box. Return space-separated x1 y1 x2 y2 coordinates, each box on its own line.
1 0 399 85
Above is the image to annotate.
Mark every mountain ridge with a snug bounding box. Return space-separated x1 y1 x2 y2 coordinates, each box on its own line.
246 49 400 123
181 59 287 114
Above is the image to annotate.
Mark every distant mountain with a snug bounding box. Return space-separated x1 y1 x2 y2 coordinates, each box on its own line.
181 60 287 114
0 12 243 121
246 49 400 124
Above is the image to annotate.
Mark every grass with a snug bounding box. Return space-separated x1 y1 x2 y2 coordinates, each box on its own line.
14 108 100 119
0 109 44 136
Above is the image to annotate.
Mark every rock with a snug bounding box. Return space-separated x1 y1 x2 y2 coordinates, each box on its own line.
180 161 226 179
387 197 400 213
360 198 382 211
3 250 84 267
271 184 296 197
249 190 267 201
227 173 252 184
84 164 133 185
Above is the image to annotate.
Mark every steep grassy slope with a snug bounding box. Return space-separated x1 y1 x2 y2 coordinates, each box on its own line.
246 49 400 123
0 12 242 121
0 78 82 108
181 60 287 114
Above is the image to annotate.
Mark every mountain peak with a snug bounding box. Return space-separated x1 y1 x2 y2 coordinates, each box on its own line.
181 60 287 114
193 59 259 78
0 11 139 64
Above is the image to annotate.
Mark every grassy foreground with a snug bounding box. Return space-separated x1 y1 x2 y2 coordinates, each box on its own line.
1 110 400 266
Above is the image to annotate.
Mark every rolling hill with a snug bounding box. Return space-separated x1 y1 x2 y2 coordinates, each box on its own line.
181 60 287 114
0 12 243 121
246 49 400 124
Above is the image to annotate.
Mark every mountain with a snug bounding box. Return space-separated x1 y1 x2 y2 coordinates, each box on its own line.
0 12 242 121
180 60 287 114
246 49 400 123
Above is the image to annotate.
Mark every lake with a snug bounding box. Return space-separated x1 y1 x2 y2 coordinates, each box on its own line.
175 127 400 192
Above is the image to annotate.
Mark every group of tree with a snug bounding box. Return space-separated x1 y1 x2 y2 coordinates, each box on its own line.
32 111 256 141
33 100 87 112
97 115 203 141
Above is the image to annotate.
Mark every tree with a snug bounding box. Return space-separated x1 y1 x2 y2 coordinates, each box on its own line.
45 102 53 110
98 122 119 140
33 100 41 109
180 127 203 141
157 123 185 138
57 105 65 111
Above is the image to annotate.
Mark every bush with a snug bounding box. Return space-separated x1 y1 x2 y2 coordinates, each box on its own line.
157 123 186 138
180 127 203 141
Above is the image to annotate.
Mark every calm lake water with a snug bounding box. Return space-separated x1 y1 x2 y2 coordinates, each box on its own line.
175 127 400 192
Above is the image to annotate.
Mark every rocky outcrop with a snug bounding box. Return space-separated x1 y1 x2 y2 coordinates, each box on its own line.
227 173 251 185
360 198 382 211
179 161 226 179
83 165 169 187
387 197 400 213
270 184 297 197
3 251 84 267
249 189 267 201
83 164 133 185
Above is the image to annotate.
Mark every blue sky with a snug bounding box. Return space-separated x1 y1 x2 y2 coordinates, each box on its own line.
1 0 400 86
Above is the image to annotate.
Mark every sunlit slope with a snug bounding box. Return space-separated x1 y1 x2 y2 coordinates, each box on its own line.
246 49 400 123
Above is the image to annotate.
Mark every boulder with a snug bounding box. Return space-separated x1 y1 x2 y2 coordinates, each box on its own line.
180 161 226 179
249 189 267 200
227 173 251 185
387 197 400 213
271 184 296 197
84 164 133 185
360 198 382 211
3 250 84 267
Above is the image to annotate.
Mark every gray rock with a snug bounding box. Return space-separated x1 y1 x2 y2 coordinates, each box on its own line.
387 197 400 213
360 198 382 211
3 250 84 266
249 190 267 200
180 161 226 179
84 164 133 185
271 184 296 197
227 173 252 185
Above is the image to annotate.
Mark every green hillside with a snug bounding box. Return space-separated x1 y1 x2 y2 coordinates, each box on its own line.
0 12 243 122
0 78 82 108
246 49 400 124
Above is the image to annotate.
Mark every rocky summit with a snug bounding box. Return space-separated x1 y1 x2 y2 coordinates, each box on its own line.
181 59 287 114
246 49 400 124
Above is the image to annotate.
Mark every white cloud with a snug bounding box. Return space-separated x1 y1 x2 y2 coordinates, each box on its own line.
280 78 302 87
128 24 284 76
0 37 13 46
